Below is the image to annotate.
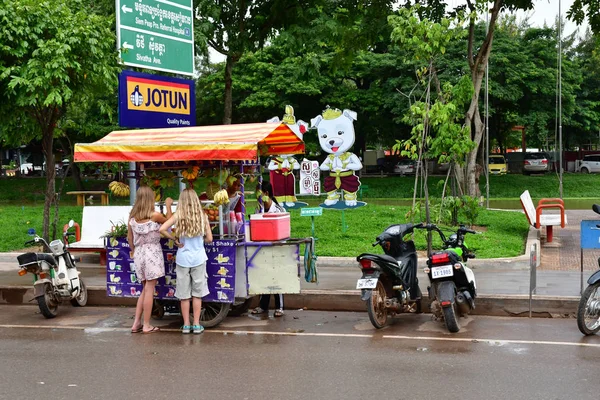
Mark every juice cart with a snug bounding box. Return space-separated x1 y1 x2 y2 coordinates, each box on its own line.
74 122 315 327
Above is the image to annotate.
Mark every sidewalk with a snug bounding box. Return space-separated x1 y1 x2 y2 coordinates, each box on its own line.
538 209 600 271
1 209 597 316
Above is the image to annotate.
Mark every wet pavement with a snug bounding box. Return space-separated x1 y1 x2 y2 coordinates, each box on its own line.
0 305 599 399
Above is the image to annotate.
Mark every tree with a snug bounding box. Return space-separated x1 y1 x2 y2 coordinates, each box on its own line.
194 0 319 124
0 0 119 240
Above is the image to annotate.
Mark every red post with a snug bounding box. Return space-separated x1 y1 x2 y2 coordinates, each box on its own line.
546 226 553 243
63 222 81 243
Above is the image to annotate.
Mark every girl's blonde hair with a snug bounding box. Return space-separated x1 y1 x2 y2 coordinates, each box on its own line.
129 186 155 221
175 188 206 237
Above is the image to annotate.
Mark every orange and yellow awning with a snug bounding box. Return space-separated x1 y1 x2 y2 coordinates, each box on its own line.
74 123 305 162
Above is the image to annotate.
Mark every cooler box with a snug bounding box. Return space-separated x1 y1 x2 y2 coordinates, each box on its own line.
250 213 291 241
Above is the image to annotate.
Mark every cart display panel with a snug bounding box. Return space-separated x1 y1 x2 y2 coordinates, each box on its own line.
105 237 236 303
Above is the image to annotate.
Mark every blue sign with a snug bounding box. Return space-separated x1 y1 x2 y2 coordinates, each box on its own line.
580 220 600 249
118 70 196 128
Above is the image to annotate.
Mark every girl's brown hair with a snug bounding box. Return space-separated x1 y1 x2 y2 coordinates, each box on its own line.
129 186 155 221
175 188 206 237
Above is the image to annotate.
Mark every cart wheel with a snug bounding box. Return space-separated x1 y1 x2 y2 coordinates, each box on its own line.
201 302 231 328
228 298 253 317
152 300 165 320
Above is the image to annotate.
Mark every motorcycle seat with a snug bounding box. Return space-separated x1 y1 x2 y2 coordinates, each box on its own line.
17 252 57 267
370 254 399 265
36 253 58 267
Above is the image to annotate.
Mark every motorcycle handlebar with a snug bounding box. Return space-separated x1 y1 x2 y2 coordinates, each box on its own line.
24 240 36 246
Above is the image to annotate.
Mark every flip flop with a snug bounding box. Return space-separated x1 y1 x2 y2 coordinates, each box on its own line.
131 327 143 333
142 326 160 334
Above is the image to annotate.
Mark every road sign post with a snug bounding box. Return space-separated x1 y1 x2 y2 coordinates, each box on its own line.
116 0 194 76
300 207 323 238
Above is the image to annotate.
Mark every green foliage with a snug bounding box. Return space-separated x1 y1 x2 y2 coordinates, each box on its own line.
442 195 462 225
460 195 481 227
389 6 474 165
103 219 128 239
0 0 120 238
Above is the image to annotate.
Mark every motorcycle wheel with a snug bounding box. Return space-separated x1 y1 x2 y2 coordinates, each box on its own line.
37 283 58 319
70 279 88 307
577 282 600 335
442 304 460 333
367 280 388 329
201 302 231 328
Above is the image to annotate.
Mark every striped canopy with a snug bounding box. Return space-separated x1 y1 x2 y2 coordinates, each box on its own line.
74 123 305 162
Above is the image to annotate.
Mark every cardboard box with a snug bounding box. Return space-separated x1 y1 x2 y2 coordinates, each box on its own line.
250 213 291 241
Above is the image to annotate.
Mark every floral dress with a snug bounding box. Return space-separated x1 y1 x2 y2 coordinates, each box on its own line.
130 218 165 281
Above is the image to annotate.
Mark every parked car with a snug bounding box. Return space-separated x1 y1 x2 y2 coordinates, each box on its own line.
394 159 417 175
577 154 600 174
523 152 549 175
488 155 507 175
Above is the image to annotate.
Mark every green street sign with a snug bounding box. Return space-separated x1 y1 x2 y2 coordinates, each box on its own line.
117 0 194 76
301 207 323 217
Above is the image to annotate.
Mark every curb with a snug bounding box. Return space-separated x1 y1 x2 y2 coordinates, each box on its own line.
0 286 578 318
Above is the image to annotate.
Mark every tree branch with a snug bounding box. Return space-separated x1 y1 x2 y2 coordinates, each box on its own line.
208 39 228 56
473 0 503 72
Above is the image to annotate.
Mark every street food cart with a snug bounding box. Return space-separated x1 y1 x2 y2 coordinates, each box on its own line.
74 123 314 327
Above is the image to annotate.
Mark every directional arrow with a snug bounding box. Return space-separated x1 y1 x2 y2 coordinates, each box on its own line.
122 42 134 50
122 5 132 13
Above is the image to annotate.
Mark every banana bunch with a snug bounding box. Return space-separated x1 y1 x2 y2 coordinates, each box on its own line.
108 181 130 197
182 166 200 180
154 190 161 202
213 189 229 206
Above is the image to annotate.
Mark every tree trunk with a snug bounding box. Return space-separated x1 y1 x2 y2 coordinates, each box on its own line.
42 127 56 241
463 0 502 197
223 54 234 125
71 160 84 190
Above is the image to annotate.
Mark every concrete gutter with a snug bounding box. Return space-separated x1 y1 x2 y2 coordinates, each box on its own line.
0 286 578 318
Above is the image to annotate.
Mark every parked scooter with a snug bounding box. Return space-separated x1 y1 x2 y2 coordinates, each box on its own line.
419 224 477 333
356 223 423 329
576 204 600 335
17 221 87 318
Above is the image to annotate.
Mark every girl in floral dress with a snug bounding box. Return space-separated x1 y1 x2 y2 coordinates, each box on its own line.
127 186 171 334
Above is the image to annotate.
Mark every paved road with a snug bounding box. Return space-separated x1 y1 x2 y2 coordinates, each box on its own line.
1 305 599 399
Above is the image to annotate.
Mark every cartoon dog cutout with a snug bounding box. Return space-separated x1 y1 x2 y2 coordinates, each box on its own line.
311 107 363 207
267 106 309 207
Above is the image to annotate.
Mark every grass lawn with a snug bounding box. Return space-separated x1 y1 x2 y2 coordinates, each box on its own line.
2 173 600 205
357 173 600 199
0 205 84 252
288 205 529 258
0 202 530 258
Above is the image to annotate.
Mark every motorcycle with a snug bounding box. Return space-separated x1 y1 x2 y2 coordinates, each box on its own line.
17 220 87 318
420 224 478 333
576 204 600 335
356 223 422 329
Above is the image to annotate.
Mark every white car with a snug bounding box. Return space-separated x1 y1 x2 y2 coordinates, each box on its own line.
577 154 600 174
394 160 416 175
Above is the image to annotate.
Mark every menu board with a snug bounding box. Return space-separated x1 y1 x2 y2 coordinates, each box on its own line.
105 237 236 303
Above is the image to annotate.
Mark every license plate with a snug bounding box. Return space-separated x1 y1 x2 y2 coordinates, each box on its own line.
356 278 378 289
431 265 453 279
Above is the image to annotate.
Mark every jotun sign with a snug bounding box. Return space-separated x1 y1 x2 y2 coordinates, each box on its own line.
118 70 196 129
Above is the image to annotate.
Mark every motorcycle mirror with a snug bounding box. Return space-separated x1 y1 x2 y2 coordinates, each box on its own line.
68 220 75 228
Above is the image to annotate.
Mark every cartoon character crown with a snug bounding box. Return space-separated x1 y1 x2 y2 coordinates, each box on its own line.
322 106 342 120
282 105 296 125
